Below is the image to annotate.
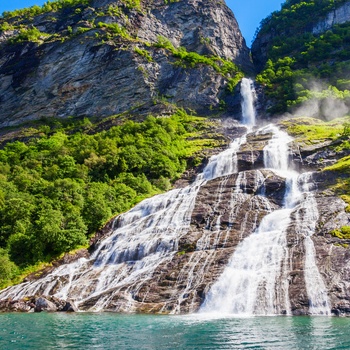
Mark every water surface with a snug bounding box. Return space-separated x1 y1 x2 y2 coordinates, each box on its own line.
1 313 350 349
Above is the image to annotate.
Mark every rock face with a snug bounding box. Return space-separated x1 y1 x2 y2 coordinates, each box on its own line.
0 0 252 128
1 124 349 315
0 295 78 313
312 1 350 34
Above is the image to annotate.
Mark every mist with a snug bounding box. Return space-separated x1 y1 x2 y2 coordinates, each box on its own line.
291 80 350 121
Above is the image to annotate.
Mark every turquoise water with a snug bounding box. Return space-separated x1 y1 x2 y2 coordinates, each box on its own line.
1 313 350 349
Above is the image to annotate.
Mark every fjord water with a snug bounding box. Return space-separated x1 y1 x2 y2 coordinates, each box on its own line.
2 313 350 350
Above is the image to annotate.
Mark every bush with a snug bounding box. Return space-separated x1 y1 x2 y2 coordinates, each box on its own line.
0 249 18 287
9 27 50 44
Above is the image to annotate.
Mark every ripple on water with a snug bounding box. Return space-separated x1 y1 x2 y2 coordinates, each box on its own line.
2 313 350 350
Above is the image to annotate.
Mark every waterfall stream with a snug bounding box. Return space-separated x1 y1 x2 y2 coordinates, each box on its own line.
0 79 330 316
200 80 330 316
240 78 256 128
200 126 330 315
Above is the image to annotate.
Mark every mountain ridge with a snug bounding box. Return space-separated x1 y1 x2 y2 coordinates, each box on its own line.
0 0 251 128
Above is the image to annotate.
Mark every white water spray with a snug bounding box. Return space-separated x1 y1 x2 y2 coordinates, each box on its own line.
240 78 257 128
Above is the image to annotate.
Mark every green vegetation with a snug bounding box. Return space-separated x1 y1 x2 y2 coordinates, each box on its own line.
9 26 50 44
0 21 14 31
97 22 132 41
105 4 123 17
155 36 244 91
121 0 141 10
0 248 18 288
325 155 350 173
134 47 153 62
256 0 350 114
331 226 350 240
282 116 350 145
0 111 221 287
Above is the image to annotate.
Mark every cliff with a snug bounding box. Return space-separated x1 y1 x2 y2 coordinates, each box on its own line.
313 1 350 34
0 0 252 128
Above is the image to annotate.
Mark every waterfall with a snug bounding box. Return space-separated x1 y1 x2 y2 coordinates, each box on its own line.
200 124 330 316
240 78 257 128
0 79 331 316
292 173 331 315
261 124 293 174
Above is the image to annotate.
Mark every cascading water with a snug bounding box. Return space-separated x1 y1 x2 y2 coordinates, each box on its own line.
200 80 330 316
200 123 331 316
240 78 257 128
0 78 331 316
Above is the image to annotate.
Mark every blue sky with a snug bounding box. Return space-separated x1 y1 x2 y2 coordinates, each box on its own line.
0 1 284 45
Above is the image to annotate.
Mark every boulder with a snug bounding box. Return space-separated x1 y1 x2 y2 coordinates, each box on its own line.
62 300 78 312
34 297 57 312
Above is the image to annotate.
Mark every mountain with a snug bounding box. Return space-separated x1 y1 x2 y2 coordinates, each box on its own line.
0 0 350 316
0 0 251 128
252 0 350 116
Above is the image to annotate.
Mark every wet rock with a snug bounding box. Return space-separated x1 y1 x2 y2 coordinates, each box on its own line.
237 132 271 171
0 299 34 312
34 297 58 312
62 300 78 312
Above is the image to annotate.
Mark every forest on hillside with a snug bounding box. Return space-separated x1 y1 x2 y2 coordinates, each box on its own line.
255 0 350 115
0 110 221 287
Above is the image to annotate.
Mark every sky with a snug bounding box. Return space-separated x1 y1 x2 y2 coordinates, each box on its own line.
0 0 284 45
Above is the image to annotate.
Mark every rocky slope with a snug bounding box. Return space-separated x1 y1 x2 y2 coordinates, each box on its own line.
1 121 350 316
0 0 252 128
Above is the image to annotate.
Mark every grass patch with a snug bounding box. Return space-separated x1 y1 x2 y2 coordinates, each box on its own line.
282 116 350 145
330 226 350 240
